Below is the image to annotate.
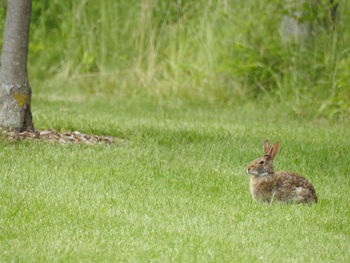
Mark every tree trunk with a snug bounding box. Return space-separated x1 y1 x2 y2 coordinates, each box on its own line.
0 0 33 131
280 0 338 44
280 0 313 43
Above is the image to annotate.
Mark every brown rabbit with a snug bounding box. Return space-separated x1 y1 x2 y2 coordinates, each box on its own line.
246 140 317 204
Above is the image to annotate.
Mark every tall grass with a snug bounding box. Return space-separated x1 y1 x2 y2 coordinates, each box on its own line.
1 0 349 118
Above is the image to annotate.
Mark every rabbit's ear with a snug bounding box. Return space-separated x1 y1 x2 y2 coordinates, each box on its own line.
263 140 270 154
270 142 280 159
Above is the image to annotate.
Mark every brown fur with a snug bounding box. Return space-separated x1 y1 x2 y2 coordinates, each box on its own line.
246 140 317 204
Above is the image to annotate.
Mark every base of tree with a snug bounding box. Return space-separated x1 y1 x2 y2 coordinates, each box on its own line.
2 129 126 145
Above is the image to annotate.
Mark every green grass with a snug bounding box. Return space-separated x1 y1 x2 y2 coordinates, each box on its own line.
1 0 350 117
1 96 349 262
0 0 350 261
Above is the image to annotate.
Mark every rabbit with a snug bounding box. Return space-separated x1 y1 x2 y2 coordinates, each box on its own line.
246 140 317 204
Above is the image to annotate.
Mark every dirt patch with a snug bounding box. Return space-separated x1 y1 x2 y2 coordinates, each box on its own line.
3 129 125 145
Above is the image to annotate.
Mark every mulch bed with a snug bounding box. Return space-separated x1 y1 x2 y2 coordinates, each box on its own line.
2 129 125 145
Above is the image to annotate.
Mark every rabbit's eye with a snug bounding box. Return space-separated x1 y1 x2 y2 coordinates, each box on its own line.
259 160 265 164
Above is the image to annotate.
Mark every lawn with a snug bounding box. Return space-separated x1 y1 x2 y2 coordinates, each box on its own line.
0 0 350 261
1 96 349 262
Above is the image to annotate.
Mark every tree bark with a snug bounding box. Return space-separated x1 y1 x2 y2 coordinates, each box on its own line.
0 0 34 131
280 0 313 43
280 0 338 44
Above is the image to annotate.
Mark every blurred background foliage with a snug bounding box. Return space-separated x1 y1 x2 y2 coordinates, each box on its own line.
0 0 349 119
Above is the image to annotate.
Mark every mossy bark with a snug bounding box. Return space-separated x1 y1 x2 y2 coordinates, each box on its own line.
0 0 33 131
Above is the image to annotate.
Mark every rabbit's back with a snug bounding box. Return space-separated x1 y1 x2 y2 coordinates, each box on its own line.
274 172 317 203
250 172 317 203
